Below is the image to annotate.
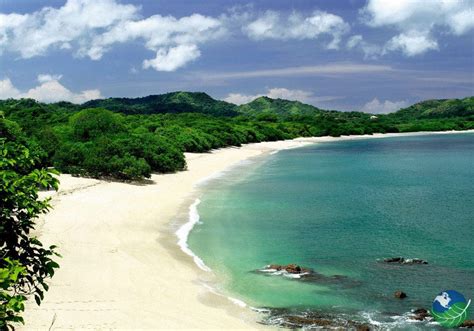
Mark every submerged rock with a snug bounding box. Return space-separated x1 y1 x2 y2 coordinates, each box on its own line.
257 264 313 279
263 309 372 330
282 315 333 327
266 264 312 274
394 291 407 299
255 264 361 288
410 308 430 321
383 257 428 265
264 311 372 330
461 320 474 328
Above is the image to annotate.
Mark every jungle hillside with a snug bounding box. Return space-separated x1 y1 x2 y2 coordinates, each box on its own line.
1 93 473 180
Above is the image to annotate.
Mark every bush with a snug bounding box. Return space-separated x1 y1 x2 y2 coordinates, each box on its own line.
70 108 124 141
117 133 186 173
0 118 60 328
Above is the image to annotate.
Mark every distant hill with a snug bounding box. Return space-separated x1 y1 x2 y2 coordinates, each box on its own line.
78 91 474 120
388 97 474 120
81 93 326 118
3 92 473 122
2 93 473 182
82 92 239 116
237 96 324 116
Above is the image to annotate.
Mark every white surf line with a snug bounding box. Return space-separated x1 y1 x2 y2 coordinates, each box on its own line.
176 198 211 272
177 199 267 312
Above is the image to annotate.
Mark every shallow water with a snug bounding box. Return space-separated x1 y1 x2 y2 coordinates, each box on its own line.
188 133 474 328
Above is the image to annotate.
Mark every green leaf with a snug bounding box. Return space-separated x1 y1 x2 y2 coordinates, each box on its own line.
432 300 471 328
34 295 41 306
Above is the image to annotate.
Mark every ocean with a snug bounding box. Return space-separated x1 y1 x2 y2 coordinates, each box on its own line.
186 133 474 329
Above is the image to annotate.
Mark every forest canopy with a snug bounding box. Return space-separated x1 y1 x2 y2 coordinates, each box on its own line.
1 93 473 180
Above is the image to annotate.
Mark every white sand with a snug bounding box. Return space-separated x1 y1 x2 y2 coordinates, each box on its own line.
22 130 473 330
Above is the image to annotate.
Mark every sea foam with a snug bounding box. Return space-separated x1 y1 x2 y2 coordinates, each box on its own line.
258 266 310 279
176 198 211 272
176 199 257 311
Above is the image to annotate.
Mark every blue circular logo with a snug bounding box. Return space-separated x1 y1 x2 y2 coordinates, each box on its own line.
431 290 471 328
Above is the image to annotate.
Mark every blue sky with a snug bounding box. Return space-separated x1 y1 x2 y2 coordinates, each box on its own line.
0 0 473 112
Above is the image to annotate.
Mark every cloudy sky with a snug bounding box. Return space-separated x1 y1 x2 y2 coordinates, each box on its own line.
0 0 473 112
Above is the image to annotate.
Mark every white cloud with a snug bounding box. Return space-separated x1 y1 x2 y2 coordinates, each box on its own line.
201 63 393 80
224 87 341 105
0 78 21 99
346 35 382 59
243 10 349 49
224 93 258 105
37 74 63 83
0 0 223 71
360 98 408 114
360 0 474 56
0 75 102 103
142 44 201 72
347 31 439 58
265 87 314 101
384 31 438 56
346 35 363 49
0 0 138 59
87 13 223 67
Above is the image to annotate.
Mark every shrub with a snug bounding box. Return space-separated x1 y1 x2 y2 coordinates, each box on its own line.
1 118 60 328
70 108 124 141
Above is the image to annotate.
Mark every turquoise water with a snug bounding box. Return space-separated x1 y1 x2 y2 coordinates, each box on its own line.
188 133 474 327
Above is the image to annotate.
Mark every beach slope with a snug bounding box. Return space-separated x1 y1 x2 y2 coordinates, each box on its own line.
22 139 317 330
22 131 473 329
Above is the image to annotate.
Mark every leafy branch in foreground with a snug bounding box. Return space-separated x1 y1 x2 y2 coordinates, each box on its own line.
1 118 60 329
0 259 26 326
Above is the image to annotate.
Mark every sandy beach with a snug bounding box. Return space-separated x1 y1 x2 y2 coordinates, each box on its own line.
22 130 473 330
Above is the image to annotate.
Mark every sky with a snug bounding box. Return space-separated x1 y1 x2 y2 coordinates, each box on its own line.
0 0 473 113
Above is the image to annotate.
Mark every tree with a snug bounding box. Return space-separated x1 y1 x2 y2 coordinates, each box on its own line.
70 108 124 141
1 118 60 328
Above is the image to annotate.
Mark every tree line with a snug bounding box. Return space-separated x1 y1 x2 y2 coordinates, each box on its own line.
1 96 473 180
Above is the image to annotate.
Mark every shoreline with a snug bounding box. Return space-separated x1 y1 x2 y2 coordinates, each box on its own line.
23 129 474 329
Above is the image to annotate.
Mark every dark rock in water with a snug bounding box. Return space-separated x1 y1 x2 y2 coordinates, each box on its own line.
405 258 428 264
286 264 304 274
411 315 425 321
383 257 428 265
461 320 474 328
256 264 362 289
265 311 372 330
394 291 407 299
331 274 348 280
384 257 404 263
410 308 430 321
282 315 333 327
266 263 312 274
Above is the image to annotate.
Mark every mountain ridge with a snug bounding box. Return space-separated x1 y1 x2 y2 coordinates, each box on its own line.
79 92 474 119
82 91 239 116
2 92 473 120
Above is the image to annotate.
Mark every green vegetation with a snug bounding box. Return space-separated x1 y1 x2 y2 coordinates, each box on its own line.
1 93 473 181
1 118 60 328
0 93 472 325
237 96 323 116
83 92 238 116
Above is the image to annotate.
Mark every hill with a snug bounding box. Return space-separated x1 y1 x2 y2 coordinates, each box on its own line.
388 97 474 120
82 93 326 118
82 92 238 116
79 92 474 121
1 93 473 180
236 96 324 116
